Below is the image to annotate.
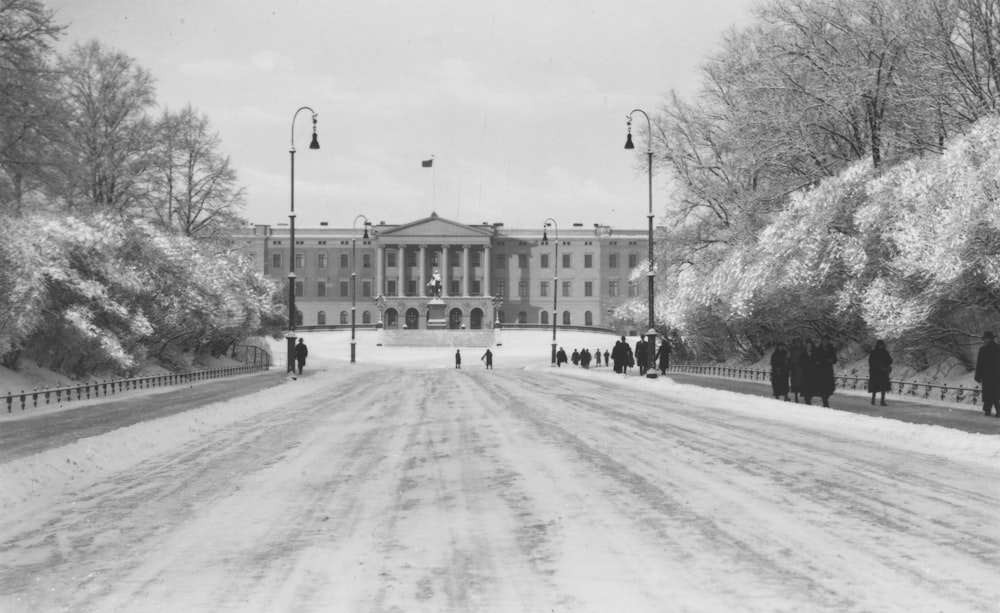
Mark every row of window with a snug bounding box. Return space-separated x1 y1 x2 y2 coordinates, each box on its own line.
267 251 642 271
291 278 641 299
296 309 597 326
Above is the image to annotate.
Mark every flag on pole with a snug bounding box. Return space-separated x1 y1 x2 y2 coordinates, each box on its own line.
421 158 433 168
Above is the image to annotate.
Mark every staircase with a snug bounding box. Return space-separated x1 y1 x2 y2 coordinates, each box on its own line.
379 329 497 348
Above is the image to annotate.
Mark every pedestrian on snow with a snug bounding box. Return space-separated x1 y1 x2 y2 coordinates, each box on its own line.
571 349 580 366
603 349 610 367
800 339 819 405
788 338 805 403
624 340 635 374
770 342 791 401
868 340 893 406
581 349 591 368
594 348 602 367
654 338 671 375
294 338 308 375
974 331 1000 417
556 347 568 367
481 348 493 369
612 340 624 373
635 338 647 376
814 335 838 407
455 349 462 369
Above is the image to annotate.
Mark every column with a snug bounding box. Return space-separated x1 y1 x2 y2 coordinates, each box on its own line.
484 245 492 297
419 244 427 297
398 245 405 296
441 245 449 297
376 245 384 297
462 245 470 297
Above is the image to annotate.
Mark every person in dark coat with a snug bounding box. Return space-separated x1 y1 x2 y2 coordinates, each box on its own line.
611 340 624 373
481 348 493 369
788 338 805 403
635 339 647 376
800 339 819 405
455 349 462 369
770 342 790 401
294 338 308 375
571 349 580 366
556 347 568 367
603 349 610 367
868 340 893 406
594 348 602 367
654 339 671 375
814 335 838 407
581 349 591 368
974 331 1000 417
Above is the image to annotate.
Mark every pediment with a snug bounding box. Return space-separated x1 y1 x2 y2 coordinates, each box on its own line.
376 213 494 244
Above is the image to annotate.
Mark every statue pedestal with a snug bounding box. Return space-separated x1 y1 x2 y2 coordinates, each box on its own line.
426 299 447 329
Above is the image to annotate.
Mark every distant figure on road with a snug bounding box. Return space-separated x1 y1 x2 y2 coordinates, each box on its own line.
975 331 1000 417
571 349 580 366
604 349 609 366
594 348 602 367
635 338 647 376
481 349 493 369
556 347 568 367
788 338 805 403
868 340 893 406
455 349 462 369
654 339 671 375
294 338 308 375
814 336 838 408
770 342 790 401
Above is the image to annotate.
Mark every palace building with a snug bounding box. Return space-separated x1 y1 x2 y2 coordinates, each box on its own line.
236 213 650 331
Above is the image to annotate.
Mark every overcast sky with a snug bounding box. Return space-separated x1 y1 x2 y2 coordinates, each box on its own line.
46 0 756 230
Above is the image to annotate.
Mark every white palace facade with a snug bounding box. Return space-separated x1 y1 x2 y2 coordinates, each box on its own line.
236 213 650 332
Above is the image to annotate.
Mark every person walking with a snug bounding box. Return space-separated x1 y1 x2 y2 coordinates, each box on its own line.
770 341 790 401
455 349 462 369
788 338 805 403
604 349 610 367
868 340 893 406
556 347 568 367
974 331 1000 417
815 335 838 407
654 338 671 375
571 349 580 366
594 348 602 367
294 338 308 375
481 348 493 369
611 340 624 373
800 339 818 405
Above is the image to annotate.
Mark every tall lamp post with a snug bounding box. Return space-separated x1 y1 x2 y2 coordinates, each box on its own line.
625 109 658 379
351 215 371 364
541 219 559 365
287 106 320 373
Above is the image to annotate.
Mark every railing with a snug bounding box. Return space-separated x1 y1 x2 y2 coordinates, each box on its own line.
669 364 982 406
4 344 272 413
499 323 618 335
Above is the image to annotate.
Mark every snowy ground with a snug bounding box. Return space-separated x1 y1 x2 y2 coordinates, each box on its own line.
1 330 998 612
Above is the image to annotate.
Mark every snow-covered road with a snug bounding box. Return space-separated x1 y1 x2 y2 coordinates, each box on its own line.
2 354 999 612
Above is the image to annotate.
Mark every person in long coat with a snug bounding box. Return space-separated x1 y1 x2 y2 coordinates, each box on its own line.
814 335 838 407
868 340 893 406
654 339 671 375
788 338 805 403
455 349 462 369
611 339 625 373
770 342 790 401
974 331 1000 417
799 339 819 405
635 339 647 376
294 338 308 375
556 347 568 367
571 349 580 366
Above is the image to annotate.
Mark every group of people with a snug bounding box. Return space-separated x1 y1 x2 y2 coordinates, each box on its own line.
768 336 841 407
454 348 493 369
556 336 671 375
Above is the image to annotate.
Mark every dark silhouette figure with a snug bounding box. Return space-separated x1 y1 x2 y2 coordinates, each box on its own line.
654 339 671 375
294 338 308 375
604 349 609 366
788 338 805 403
868 340 893 406
571 349 580 366
975 331 1000 417
481 349 493 369
770 342 790 401
455 349 462 369
556 347 568 367
595 348 602 367
635 338 647 375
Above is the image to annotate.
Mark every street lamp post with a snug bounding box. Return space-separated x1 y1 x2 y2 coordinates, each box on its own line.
492 295 503 329
351 215 371 364
287 106 320 373
625 109 658 379
542 219 559 365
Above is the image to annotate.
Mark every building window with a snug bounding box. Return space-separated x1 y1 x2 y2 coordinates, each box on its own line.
387 251 397 267
340 311 349 324
562 311 571 325
609 253 619 268
629 254 639 268
472 252 481 267
363 253 372 268
295 253 305 268
540 281 548 297
387 279 397 296
407 279 417 296
294 280 304 297
318 253 328 268
562 281 571 297
340 253 349 268
518 311 527 324
362 311 371 324
450 279 460 295
362 280 372 298
518 254 528 269
584 254 593 268
540 311 549 325
495 281 506 297
407 251 417 267
609 280 619 297
628 281 638 297
431 252 439 266
518 280 528 297
562 253 571 269
472 279 481 295
318 311 326 325
340 281 349 297
540 254 549 269
585 311 593 326
496 254 505 268
317 281 327 297
584 281 593 297
272 253 282 269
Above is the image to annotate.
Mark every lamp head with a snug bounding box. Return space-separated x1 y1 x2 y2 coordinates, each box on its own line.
624 117 635 149
541 228 549 244
309 114 320 149
363 222 370 240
